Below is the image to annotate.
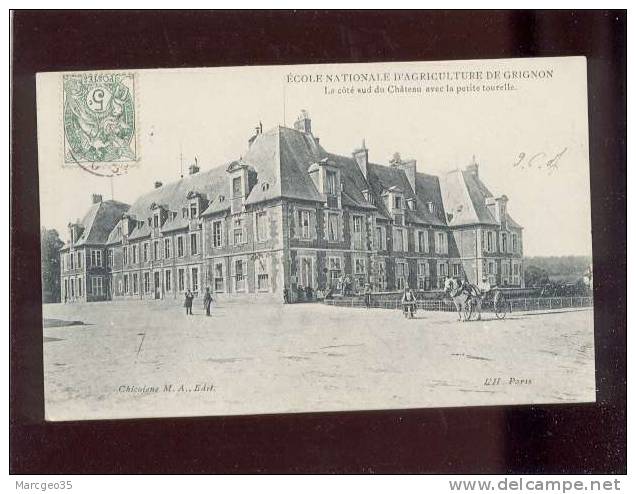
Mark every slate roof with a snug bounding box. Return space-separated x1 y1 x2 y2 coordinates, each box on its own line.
67 199 129 248
440 168 522 228
92 121 519 245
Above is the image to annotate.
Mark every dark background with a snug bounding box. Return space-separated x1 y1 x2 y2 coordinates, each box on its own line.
11 10 626 474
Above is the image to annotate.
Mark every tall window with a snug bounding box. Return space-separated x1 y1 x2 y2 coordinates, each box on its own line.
214 263 224 292
352 215 364 249
418 231 429 253
437 262 448 288
70 252 75 270
190 202 198 219
328 257 342 287
326 170 337 195
435 232 447 254
70 278 75 297
132 245 138 263
375 225 386 250
123 274 129 294
133 273 139 294
394 196 403 209
178 268 185 291
153 240 160 260
327 213 339 242
190 233 198 255
91 250 102 267
77 252 82 269
123 246 128 265
91 276 104 296
153 213 159 228
177 236 184 257
256 258 269 291
452 263 461 277
512 233 518 253
255 211 268 242
143 272 150 293
486 231 494 252
233 218 244 244
354 258 365 275
234 260 245 291
212 221 222 248
417 261 429 290
143 243 149 262
393 228 404 252
501 233 508 253
77 277 83 297
164 270 172 292
300 210 311 239
396 261 407 290
298 257 313 288
164 238 171 258
191 267 199 292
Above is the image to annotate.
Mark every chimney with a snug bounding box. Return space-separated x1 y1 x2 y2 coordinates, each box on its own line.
248 121 263 148
466 155 479 178
352 140 369 180
121 214 132 236
293 110 312 134
189 157 200 175
154 181 163 189
390 153 417 194
91 194 102 204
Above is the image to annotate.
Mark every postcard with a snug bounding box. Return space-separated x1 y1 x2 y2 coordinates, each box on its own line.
36 56 594 421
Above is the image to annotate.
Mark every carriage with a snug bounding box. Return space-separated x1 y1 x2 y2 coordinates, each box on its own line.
462 287 511 321
444 277 512 321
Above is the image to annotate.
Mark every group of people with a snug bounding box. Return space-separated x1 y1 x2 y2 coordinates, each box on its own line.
183 287 214 316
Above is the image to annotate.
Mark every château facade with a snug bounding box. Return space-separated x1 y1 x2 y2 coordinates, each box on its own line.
59 111 524 303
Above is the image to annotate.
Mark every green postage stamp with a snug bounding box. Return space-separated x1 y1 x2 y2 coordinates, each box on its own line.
63 72 137 165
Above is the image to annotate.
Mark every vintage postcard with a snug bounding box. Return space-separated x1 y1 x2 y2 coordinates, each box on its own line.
36 57 594 421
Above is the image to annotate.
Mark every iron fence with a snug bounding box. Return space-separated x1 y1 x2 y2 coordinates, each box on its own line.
323 296 593 312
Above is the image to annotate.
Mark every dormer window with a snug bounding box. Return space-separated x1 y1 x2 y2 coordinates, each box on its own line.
190 201 199 219
326 170 337 196
232 176 242 198
182 208 187 219
406 198 416 210
153 213 160 228
394 196 403 209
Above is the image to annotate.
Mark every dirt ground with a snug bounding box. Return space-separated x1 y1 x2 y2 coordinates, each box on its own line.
42 299 596 421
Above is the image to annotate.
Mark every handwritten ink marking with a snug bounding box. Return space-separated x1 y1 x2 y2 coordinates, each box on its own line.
135 332 146 361
512 147 568 173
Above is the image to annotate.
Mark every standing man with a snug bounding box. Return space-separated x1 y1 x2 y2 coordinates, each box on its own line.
203 287 213 316
364 283 372 309
184 289 194 315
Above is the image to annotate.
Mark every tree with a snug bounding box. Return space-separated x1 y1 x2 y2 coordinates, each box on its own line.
41 228 64 303
524 265 550 288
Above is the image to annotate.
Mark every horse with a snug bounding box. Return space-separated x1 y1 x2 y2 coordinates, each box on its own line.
444 277 482 322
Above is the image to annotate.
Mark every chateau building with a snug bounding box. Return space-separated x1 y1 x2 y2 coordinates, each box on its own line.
59 111 524 303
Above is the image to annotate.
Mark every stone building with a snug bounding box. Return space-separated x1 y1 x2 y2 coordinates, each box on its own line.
59 111 524 303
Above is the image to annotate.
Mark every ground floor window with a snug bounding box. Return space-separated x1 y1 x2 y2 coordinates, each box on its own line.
191 267 199 292
437 262 448 289
63 279 68 300
327 257 342 288
487 261 497 285
164 270 172 292
376 260 387 290
91 276 104 296
298 257 313 288
234 260 245 292
417 261 430 290
77 277 83 297
124 274 129 294
133 273 139 294
512 261 521 285
214 263 224 292
143 272 150 293
396 261 407 290
70 278 75 298
178 268 185 292
256 258 269 291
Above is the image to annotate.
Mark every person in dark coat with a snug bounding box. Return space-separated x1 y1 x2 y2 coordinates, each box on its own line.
203 287 213 316
184 289 194 315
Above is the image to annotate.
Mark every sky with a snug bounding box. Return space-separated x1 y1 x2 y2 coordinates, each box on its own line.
36 57 592 257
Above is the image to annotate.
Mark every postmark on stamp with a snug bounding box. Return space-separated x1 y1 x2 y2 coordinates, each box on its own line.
63 72 137 168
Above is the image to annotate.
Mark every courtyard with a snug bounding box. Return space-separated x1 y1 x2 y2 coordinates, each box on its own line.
42 299 596 421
